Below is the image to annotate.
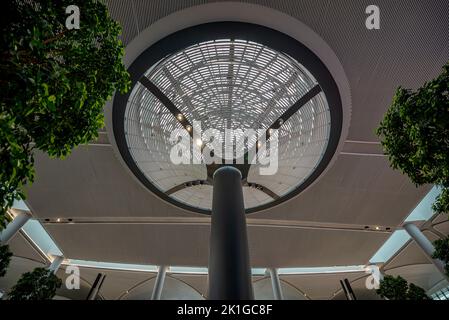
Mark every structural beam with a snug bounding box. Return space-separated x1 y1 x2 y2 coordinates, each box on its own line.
243 85 322 175
139 77 193 137
48 256 64 274
340 278 357 300
268 84 322 132
151 265 168 300
268 268 284 300
208 166 254 300
165 180 280 201
87 273 106 300
0 211 31 245
165 180 211 195
245 182 280 200
403 222 449 281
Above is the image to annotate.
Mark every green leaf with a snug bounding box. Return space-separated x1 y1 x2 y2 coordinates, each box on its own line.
376 61 449 217
0 0 130 227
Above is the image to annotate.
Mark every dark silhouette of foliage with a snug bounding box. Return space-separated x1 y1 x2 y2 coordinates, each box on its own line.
8 267 62 300
0 245 13 278
376 275 429 300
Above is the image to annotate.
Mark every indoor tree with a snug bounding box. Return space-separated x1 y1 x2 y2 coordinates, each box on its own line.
376 275 429 300
376 62 449 276
0 0 130 297
432 237 449 276
8 268 62 300
0 245 13 278
0 0 130 227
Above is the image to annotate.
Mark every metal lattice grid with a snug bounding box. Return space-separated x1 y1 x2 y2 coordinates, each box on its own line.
124 39 331 210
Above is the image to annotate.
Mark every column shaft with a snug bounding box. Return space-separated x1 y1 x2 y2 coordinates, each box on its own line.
208 166 254 300
0 212 31 245
48 256 64 274
268 268 284 300
151 265 168 300
403 222 449 280
87 273 105 300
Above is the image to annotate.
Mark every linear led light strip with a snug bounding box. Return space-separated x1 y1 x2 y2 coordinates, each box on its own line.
11 186 440 276
63 260 366 276
369 186 442 264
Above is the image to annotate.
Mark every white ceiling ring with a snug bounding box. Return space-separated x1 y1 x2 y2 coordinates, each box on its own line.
122 36 333 211
112 22 343 214
105 2 352 214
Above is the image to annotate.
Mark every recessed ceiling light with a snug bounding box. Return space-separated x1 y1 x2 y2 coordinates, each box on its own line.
177 114 183 121
56 218 61 222
375 226 380 230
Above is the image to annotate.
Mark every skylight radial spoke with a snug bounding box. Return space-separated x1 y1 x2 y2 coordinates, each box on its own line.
166 180 280 201
269 84 322 131
139 76 193 137
118 29 338 213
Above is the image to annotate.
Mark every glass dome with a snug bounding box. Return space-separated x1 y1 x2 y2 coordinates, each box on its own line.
122 38 331 211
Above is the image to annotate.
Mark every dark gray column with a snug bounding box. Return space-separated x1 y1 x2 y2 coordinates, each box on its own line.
268 268 284 300
340 278 357 300
208 166 254 300
87 273 106 300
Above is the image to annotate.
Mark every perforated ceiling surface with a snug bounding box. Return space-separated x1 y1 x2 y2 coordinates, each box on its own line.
22 0 449 270
124 38 331 210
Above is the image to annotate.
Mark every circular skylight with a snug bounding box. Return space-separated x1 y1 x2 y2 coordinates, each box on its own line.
113 23 342 214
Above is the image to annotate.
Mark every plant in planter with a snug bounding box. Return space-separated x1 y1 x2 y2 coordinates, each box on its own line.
376 275 429 300
376 62 449 274
0 0 130 228
8 267 62 300
0 245 13 278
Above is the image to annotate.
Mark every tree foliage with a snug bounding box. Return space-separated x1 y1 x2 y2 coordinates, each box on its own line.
376 62 449 215
377 62 449 282
0 0 130 228
406 283 431 300
0 245 13 278
8 267 62 300
433 236 449 276
376 275 429 300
